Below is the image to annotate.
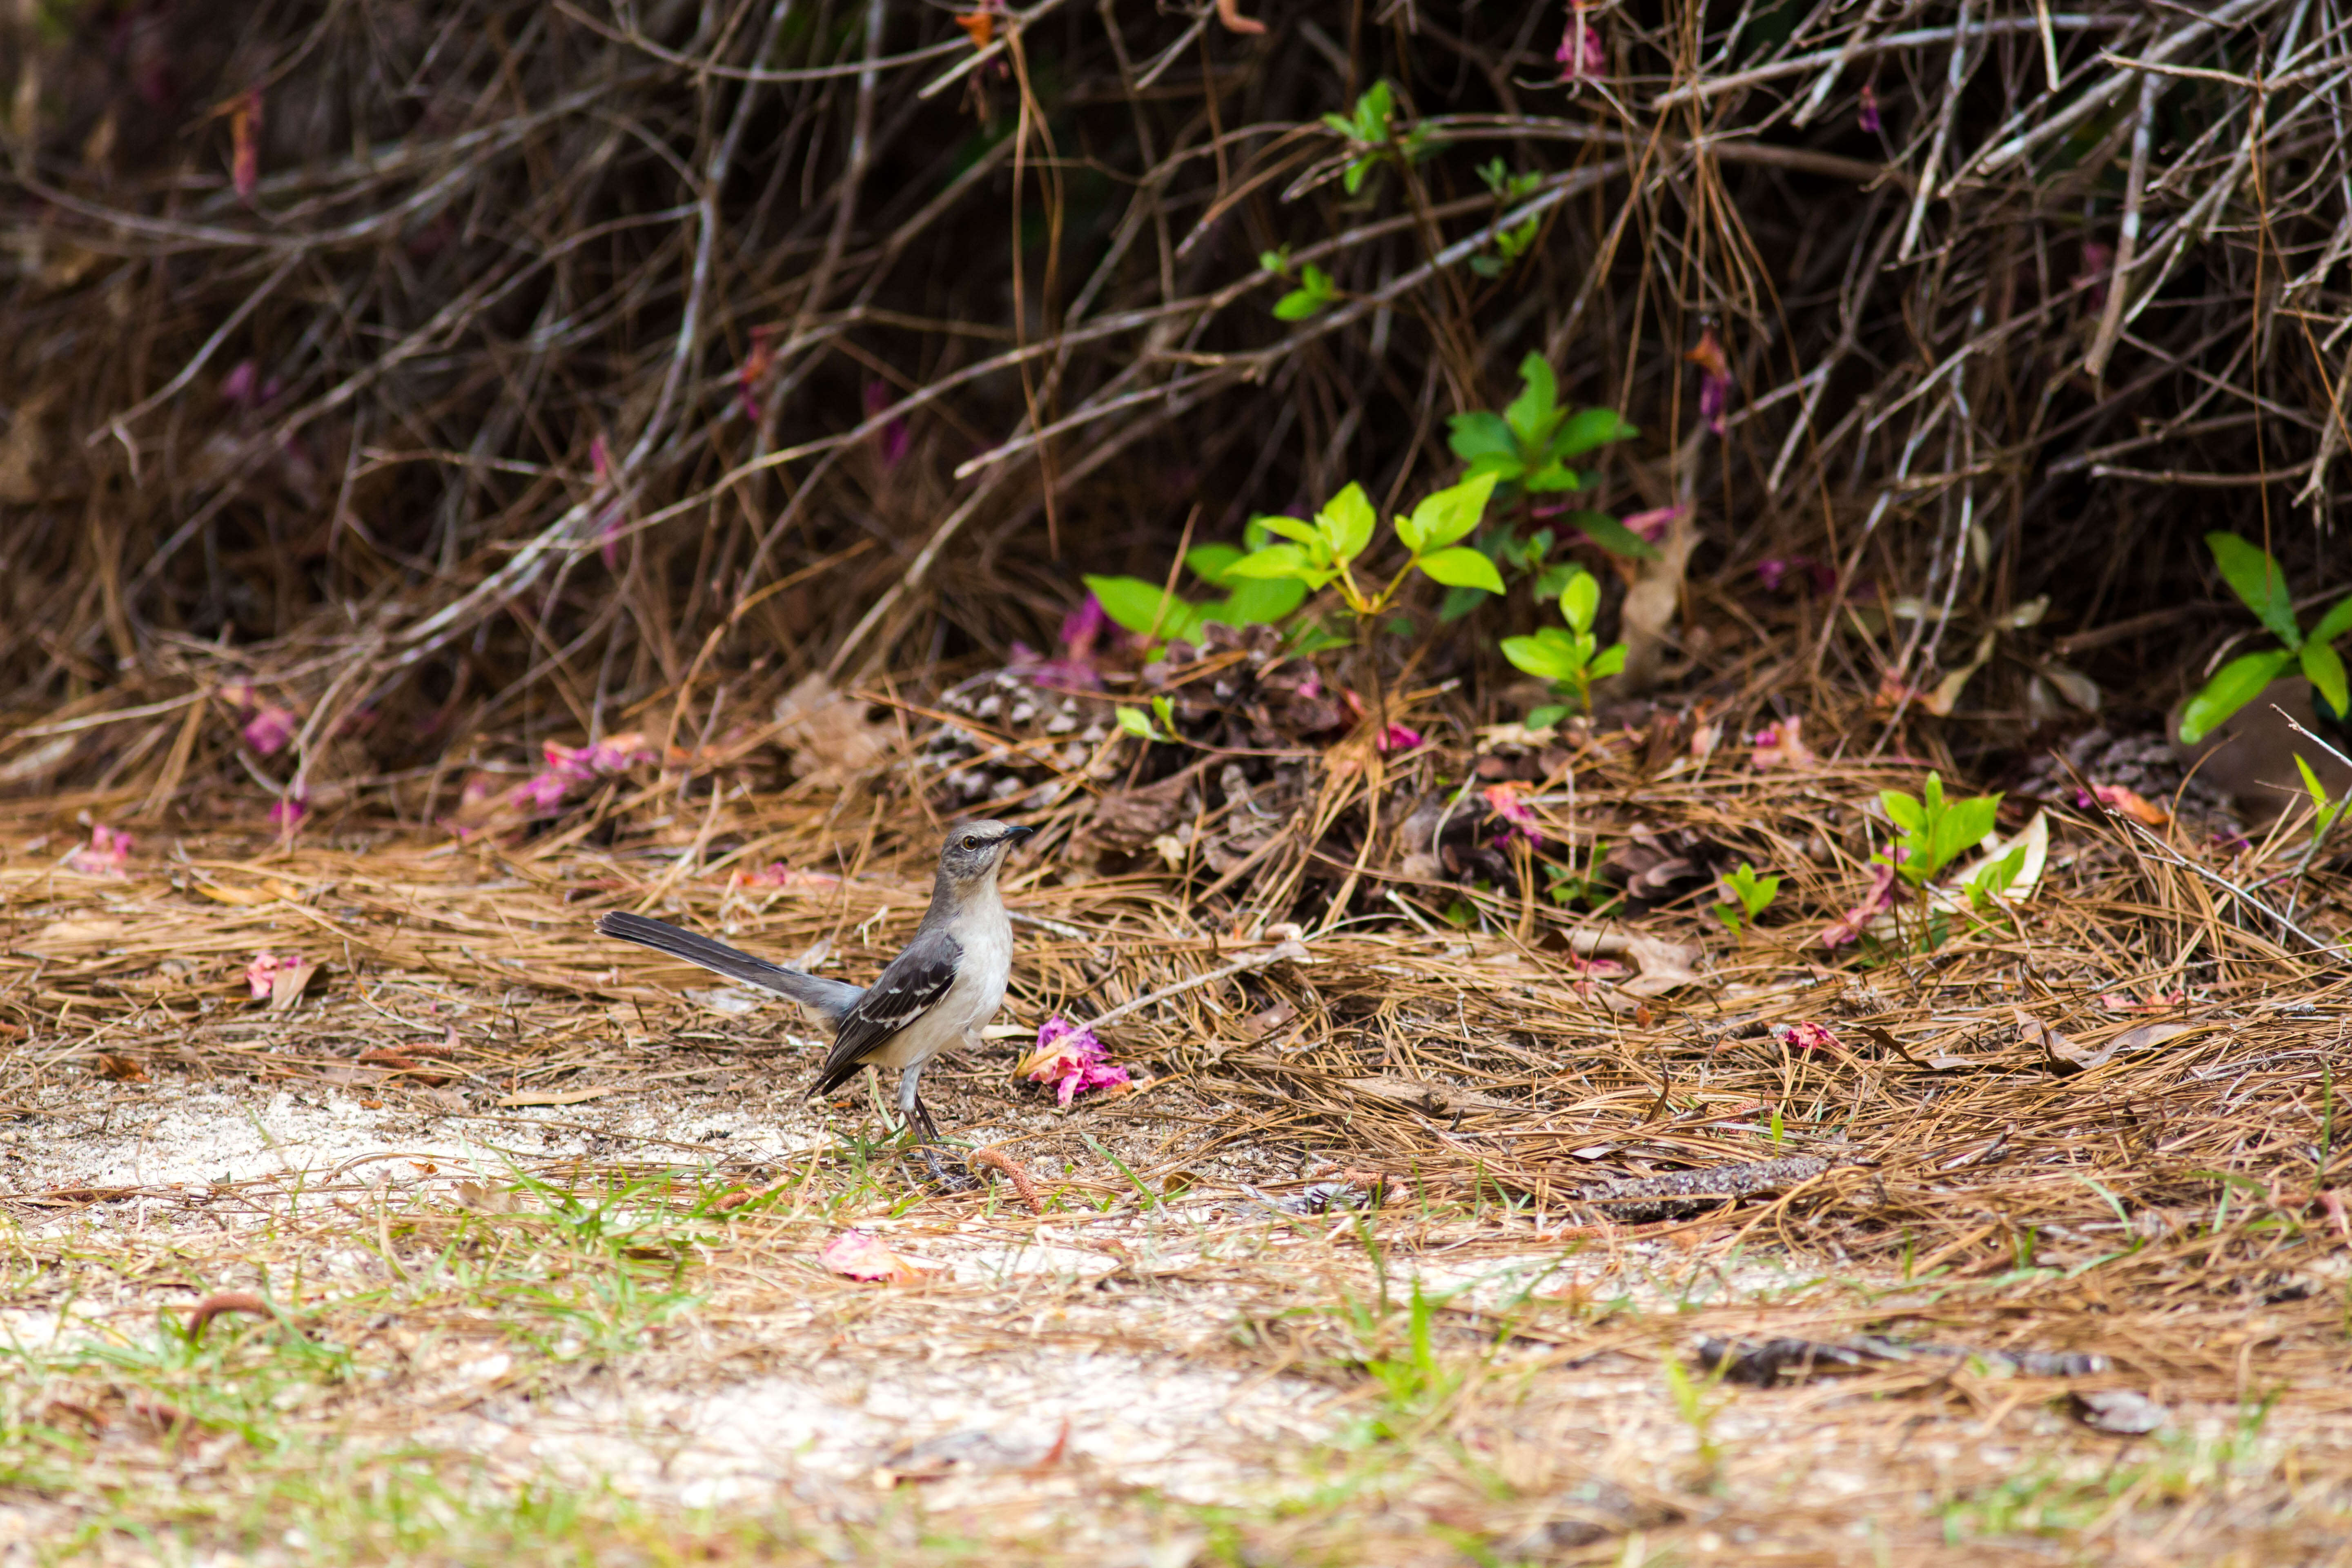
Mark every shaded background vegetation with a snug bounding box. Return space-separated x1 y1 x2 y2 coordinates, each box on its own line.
2 0 2347 817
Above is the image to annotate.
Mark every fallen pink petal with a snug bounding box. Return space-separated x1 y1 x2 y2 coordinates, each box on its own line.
1555 3 1604 79
268 792 308 833
1775 1021 1842 1052
65 824 134 878
1858 84 1882 133
819 1229 920 1283
245 951 303 1000
241 705 299 756
1017 1016 1131 1107
1378 722 1423 753
1622 506 1684 545
1482 783 1542 847
1817 861 1903 949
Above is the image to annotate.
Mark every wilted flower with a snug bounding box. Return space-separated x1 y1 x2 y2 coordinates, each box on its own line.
1483 783 1543 848
1858 84 1882 134
1016 1016 1132 1107
1817 861 1902 949
863 381 911 469
1757 557 1839 596
1687 326 1733 435
1775 1021 1842 1052
738 325 777 423
241 706 298 756
65 824 133 878
1555 2 1605 80
1378 722 1424 753
229 88 261 203
1749 716 1818 772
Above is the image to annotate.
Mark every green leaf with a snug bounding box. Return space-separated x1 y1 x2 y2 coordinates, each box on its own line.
1588 642 1626 679
1414 547 1505 593
1342 157 1374 196
1083 575 1199 640
1532 562 1576 602
1437 584 1488 623
1565 510 1662 561
2206 531 2302 647
1504 354 1561 450
2176 648 2298 745
1931 797 2000 873
1526 704 1568 729
1257 517 1322 546
1273 288 1326 321
1500 629 1581 682
1446 411 1517 464
1115 706 1157 740
1218 575 1308 625
1559 570 1600 633
1321 111 1355 137
1521 459 1580 493
2305 640 2351 719
2296 753 2330 812
1406 472 1498 553
1186 543 1245 587
1880 789 1924 833
1318 482 1376 561
1553 407 1638 459
1223 544 1316 581
2310 594 2352 650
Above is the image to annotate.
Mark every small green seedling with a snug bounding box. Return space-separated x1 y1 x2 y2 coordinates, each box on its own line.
1501 567 1626 724
1223 473 1506 619
2177 530 2352 745
1469 160 1544 278
2297 754 2349 840
1114 696 1177 744
1712 861 1780 934
1878 773 2002 889
1084 532 1311 647
1319 80 1434 197
1447 356 1642 518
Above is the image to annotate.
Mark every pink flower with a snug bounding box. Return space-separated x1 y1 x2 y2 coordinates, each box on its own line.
245 950 304 999
1858 84 1882 133
221 360 261 408
863 381 911 469
65 824 133 878
1749 716 1819 772
1378 722 1423 753
1621 506 1684 546
1555 3 1604 79
1775 1021 1841 1052
268 791 308 834
1482 783 1542 847
1016 1016 1133 1107
241 705 298 756
1018 593 1115 691
1817 861 1902 949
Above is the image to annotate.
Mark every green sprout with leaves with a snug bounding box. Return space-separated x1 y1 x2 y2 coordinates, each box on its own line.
1712 862 1780 935
1261 251 1341 321
1114 695 1177 744
1878 773 2002 890
1222 473 1505 621
1469 159 1544 278
1084 535 1310 647
1500 567 1626 725
2177 530 2352 745
1319 80 1434 197
1447 355 1640 521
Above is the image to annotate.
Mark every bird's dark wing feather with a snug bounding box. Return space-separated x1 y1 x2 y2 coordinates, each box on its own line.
810 927 961 1094
596 911 865 1026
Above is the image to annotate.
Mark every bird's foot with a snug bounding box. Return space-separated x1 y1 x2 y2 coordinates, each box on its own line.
917 1145 979 1192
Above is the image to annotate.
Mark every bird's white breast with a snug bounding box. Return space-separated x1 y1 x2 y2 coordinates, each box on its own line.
868 898 1013 1069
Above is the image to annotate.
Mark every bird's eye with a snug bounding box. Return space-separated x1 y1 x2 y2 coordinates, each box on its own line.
962 835 980 850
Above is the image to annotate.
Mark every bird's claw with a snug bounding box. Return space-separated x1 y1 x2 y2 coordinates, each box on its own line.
918 1146 978 1192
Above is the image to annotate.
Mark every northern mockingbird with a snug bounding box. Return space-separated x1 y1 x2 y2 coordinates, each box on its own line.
595 819 1034 1140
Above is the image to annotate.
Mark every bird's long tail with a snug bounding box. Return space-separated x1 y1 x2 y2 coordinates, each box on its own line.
595 911 863 1025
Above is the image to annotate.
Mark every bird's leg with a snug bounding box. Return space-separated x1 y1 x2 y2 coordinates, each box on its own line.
898 1066 972 1189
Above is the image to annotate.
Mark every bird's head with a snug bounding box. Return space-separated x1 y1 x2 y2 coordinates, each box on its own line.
936 818 1036 889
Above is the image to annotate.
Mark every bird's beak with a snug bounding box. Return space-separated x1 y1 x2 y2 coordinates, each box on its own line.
1005 825 1038 844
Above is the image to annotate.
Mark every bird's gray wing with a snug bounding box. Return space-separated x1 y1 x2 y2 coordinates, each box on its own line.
596 911 865 1027
810 925 962 1094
